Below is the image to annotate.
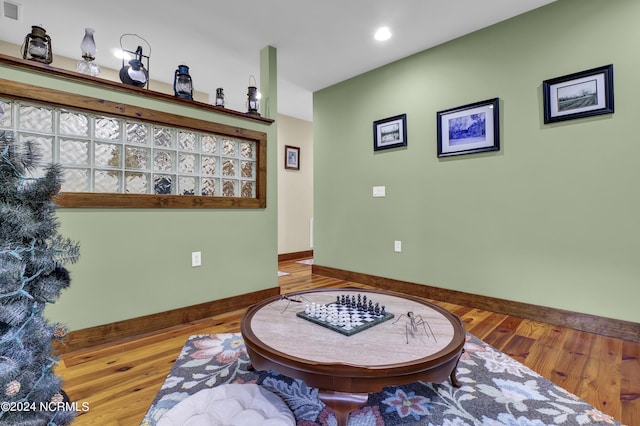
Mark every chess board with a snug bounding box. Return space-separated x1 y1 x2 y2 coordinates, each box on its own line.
296 297 394 336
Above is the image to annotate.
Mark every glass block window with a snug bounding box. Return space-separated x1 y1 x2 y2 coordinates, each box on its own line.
0 98 258 198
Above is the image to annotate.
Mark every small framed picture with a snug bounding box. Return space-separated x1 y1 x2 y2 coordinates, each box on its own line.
543 64 614 124
437 98 500 158
373 113 407 151
284 145 300 170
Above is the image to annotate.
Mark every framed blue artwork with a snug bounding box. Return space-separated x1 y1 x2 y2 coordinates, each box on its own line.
437 98 500 158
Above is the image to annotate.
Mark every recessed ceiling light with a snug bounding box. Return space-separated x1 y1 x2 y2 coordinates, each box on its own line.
374 27 392 41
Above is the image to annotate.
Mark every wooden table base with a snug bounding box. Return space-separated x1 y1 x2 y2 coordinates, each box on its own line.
318 390 369 426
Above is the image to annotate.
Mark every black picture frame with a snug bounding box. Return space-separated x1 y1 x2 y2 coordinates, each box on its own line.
373 113 407 151
543 64 614 124
284 145 300 170
437 98 500 158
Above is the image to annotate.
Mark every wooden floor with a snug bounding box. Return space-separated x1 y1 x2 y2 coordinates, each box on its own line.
56 258 640 425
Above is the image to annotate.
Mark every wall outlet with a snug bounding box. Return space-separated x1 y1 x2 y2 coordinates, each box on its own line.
191 251 202 267
394 240 402 253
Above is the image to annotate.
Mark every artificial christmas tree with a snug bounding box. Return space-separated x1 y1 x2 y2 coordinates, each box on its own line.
0 130 79 425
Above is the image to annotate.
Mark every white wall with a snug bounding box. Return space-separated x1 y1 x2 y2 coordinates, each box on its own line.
277 114 313 254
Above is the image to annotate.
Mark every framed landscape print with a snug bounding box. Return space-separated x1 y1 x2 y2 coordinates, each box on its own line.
543 64 614 124
373 114 407 151
437 98 500 157
284 145 300 170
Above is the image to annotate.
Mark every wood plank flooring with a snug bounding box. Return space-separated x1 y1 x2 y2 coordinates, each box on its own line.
55 258 639 425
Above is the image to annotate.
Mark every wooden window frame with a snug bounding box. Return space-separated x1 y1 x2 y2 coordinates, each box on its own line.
0 58 270 209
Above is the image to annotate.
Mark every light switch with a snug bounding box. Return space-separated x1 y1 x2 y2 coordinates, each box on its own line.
373 186 386 197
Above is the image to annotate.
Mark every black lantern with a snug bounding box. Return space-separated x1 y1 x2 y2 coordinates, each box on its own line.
247 76 261 115
22 25 52 64
215 88 225 107
119 34 150 88
173 65 193 100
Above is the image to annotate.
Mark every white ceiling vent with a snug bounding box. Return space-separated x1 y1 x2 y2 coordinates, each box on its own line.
3 1 20 21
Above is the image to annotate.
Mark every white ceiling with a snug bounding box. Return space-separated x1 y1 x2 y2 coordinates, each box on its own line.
0 0 556 121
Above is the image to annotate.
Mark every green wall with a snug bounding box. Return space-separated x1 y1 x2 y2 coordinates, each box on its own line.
0 48 278 331
313 0 640 323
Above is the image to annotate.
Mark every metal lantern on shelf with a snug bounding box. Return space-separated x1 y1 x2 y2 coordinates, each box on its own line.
118 34 150 88
173 64 193 100
215 88 225 107
22 25 52 64
247 75 261 115
76 28 100 76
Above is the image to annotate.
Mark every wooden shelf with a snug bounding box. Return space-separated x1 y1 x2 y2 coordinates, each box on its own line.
0 55 270 209
0 53 274 125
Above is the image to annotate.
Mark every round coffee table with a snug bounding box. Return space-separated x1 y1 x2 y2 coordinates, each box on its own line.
241 288 465 426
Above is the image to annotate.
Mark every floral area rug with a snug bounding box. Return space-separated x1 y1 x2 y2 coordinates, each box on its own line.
140 333 621 426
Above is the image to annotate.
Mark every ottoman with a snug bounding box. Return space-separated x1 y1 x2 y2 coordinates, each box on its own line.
156 383 295 426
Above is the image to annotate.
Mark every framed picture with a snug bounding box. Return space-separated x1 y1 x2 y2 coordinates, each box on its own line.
373 113 407 151
284 145 300 170
437 98 500 158
543 64 614 124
